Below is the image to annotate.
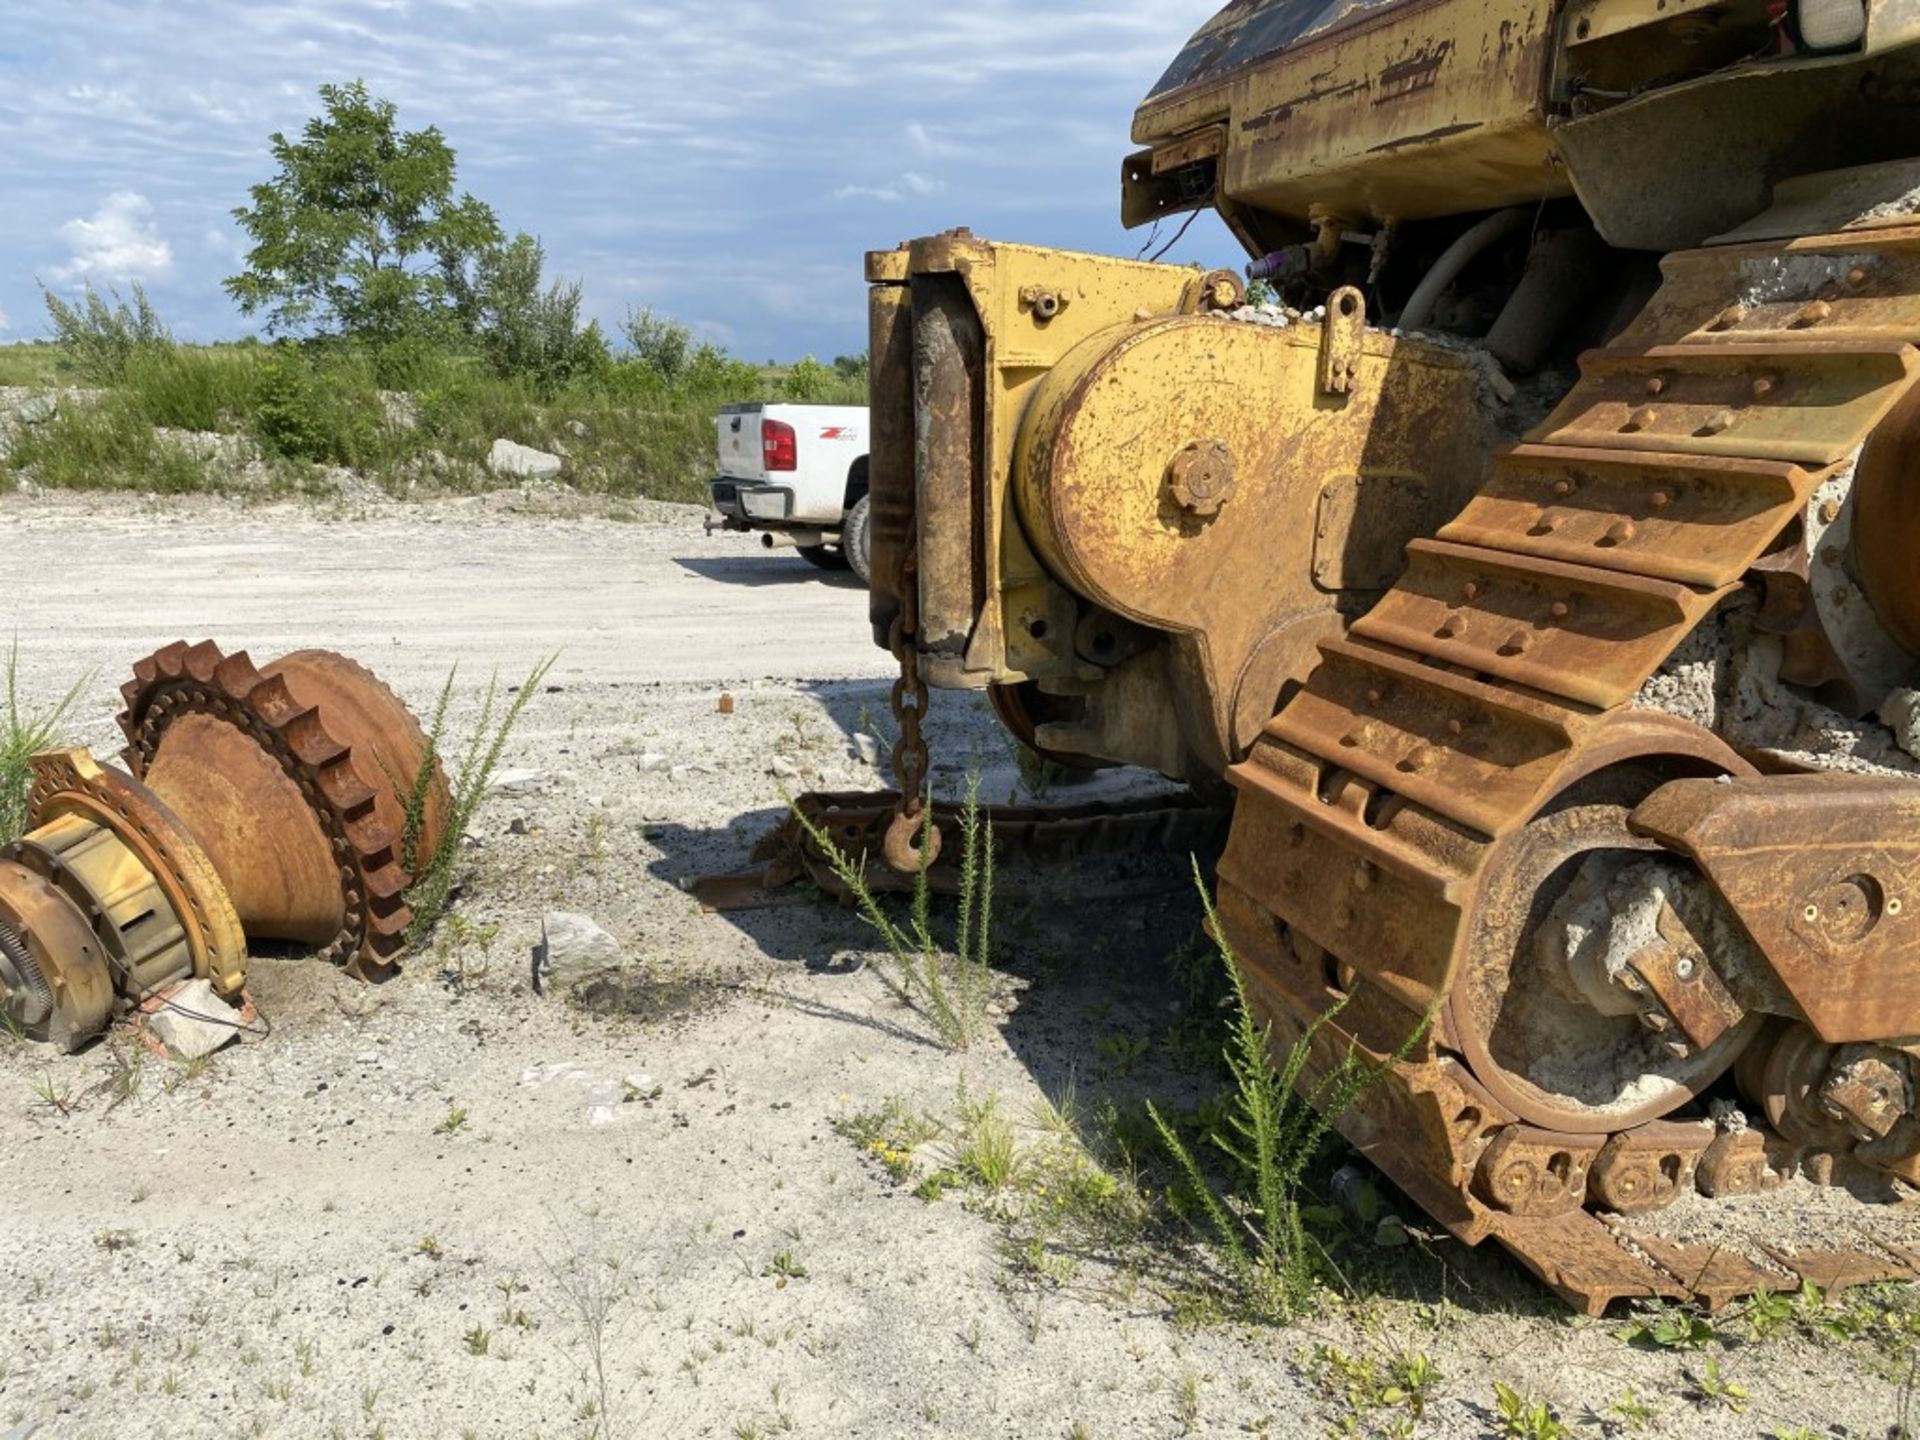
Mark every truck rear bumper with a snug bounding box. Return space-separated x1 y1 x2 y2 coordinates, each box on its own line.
709 478 797 523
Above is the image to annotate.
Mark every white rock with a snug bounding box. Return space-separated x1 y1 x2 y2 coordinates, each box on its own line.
15 393 57 426
1881 688 1920 759
565 419 590 440
147 979 242 1061
489 767 549 797
637 752 670 773
487 438 564 480
768 756 801 780
852 734 883 767
535 912 626 995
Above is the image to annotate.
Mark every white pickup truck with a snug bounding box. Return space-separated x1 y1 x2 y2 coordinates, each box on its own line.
708 403 872 581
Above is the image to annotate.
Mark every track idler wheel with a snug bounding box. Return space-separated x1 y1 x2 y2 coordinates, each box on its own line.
118 642 450 977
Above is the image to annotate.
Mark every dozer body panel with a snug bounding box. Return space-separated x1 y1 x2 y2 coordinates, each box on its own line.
1131 0 1563 232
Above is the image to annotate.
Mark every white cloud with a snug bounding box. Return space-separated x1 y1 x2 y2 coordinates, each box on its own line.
834 170 945 204
52 191 174 285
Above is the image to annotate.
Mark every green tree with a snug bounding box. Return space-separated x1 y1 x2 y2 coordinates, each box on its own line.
469 233 610 390
621 307 693 380
781 355 833 402
225 80 502 345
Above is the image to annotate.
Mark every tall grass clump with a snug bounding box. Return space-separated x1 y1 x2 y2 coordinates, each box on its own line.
1148 863 1417 1319
40 282 170 384
4 395 210 493
0 645 88 842
792 774 995 1051
402 655 556 943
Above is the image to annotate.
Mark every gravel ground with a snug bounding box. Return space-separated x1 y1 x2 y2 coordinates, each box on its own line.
0 491 1914 1440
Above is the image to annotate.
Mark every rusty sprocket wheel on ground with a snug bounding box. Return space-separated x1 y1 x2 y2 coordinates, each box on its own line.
117 641 450 977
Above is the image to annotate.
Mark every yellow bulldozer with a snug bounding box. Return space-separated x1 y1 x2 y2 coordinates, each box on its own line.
851 0 1920 1310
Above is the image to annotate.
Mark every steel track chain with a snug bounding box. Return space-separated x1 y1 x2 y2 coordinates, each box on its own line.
1221 220 1920 1310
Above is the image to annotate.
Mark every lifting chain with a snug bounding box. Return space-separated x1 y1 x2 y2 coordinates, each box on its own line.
883 541 942 874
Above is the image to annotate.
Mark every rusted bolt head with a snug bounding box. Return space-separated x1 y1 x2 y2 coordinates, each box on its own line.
1552 479 1575 498
1792 299 1833 327
1500 630 1533 656
1818 499 1842 525
1699 409 1736 436
1644 375 1668 397
1167 439 1236 518
1623 406 1657 433
1848 266 1871 288
1710 305 1748 331
1600 519 1638 547
1650 489 1673 510
1549 601 1572 621
1752 375 1777 400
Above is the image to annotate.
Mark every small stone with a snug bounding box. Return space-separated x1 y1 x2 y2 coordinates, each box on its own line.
534 912 626 995
637 753 670 773
486 438 564 481
768 756 801 780
15 393 58 425
489 767 549 797
565 419 590 440
852 734 883 767
508 816 532 836
717 694 735 716
1881 688 1920 760
146 980 242 1061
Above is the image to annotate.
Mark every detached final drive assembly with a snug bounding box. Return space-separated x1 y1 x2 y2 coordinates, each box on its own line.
0 640 449 1051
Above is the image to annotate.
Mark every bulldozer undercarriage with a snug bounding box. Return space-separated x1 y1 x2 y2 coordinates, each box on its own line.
740 213 1920 1313
1217 218 1920 1311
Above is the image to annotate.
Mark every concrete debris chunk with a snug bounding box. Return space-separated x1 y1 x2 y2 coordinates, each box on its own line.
487 438 564 480
1881 688 1920 760
489 767 549 797
535 912 626 995
146 979 243 1061
15 393 57 425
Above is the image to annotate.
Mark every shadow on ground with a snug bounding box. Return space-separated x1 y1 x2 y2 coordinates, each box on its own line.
672 554 866 590
645 760 1559 1322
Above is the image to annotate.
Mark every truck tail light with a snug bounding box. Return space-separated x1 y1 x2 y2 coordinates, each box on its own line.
1790 0 1867 50
763 420 798 472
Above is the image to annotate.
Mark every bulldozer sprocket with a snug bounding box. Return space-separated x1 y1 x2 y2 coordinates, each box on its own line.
116 640 444 975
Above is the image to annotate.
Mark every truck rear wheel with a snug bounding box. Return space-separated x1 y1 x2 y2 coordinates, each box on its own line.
843 494 872 586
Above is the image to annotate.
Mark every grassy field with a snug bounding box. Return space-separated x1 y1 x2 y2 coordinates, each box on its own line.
0 339 865 503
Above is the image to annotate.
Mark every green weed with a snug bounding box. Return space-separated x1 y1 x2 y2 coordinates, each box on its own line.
1147 862 1414 1320
790 773 994 1051
1491 1382 1570 1440
402 655 556 943
0 644 87 842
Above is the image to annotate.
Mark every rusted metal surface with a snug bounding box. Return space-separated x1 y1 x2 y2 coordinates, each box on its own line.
853 178 1920 1311
0 748 244 1051
1013 304 1494 776
1633 775 1920 1044
1851 380 1920 654
1317 287 1366 394
119 641 449 977
1212 220 1920 1309
1133 0 1565 227
0 641 451 1049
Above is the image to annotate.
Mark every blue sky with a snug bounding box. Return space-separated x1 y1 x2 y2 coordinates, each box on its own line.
0 1 1240 361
